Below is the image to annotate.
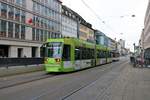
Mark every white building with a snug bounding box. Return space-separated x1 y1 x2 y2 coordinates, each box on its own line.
108 37 116 51
117 42 121 54
0 0 62 58
143 0 150 50
62 5 77 38
138 0 150 60
118 39 125 48
118 39 126 56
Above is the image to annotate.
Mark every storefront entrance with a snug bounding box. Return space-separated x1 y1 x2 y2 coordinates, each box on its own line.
0 45 8 57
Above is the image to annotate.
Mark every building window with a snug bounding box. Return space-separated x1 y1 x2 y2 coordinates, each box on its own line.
21 0 26 7
41 5 45 15
21 25 25 39
0 45 9 57
48 9 52 17
8 0 15 3
32 47 37 57
33 2 36 11
16 0 21 5
52 21 54 30
0 20 7 37
44 7 48 16
8 5 14 20
40 18 44 28
36 16 40 27
15 24 20 38
8 22 13 38
17 48 23 58
49 20 52 30
37 3 40 13
15 8 20 21
44 19 48 29
32 28 35 40
33 16 36 26
44 31 47 41
21 11 25 23
1 3 7 18
44 0 48 4
48 32 51 38
40 30 43 41
36 29 39 41
48 20 50 29
52 10 54 19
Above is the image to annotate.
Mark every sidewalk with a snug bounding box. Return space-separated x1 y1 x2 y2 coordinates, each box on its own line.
0 64 44 77
0 71 52 89
65 62 150 100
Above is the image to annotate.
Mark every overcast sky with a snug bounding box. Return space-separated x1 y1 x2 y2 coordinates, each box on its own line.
62 0 149 51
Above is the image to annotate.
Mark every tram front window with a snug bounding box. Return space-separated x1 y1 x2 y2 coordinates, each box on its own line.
46 42 62 58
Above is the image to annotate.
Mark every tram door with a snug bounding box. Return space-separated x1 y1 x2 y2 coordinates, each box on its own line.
74 47 81 70
62 45 72 69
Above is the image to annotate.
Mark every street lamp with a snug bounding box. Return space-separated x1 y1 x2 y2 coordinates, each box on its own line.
132 15 136 17
133 43 135 54
120 14 136 18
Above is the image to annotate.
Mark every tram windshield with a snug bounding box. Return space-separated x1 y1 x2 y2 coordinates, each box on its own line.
46 42 62 58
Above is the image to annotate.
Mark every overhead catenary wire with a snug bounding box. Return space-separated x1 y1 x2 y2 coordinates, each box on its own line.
80 0 118 34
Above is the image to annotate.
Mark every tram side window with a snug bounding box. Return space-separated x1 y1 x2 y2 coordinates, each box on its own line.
82 48 87 59
81 48 94 59
87 49 94 59
108 52 110 57
97 50 100 58
87 48 91 59
62 45 71 61
104 51 107 58
106 51 109 57
99 50 102 58
99 51 103 58
75 47 81 60
91 49 95 59
109 52 112 57
100 51 105 58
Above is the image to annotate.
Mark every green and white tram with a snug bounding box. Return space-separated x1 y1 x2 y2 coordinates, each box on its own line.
106 48 113 63
96 45 112 66
111 50 120 61
43 37 111 72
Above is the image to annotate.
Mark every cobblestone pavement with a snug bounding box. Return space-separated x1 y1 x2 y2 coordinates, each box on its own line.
65 63 150 100
1 58 150 100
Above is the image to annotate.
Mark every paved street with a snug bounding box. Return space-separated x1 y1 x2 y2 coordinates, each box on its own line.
0 57 150 100
0 71 51 89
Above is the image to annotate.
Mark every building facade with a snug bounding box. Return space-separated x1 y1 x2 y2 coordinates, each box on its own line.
79 23 94 42
117 42 121 54
62 5 77 38
0 0 62 58
118 39 125 48
108 37 116 51
118 39 126 56
139 29 144 49
95 30 108 47
143 0 150 50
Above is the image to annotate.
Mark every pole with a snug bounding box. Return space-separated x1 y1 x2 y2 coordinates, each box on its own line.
133 43 135 54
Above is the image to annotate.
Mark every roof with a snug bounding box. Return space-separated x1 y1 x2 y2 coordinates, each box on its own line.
62 5 93 29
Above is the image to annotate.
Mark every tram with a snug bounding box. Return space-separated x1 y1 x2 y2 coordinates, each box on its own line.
42 37 111 72
96 45 112 66
111 50 120 61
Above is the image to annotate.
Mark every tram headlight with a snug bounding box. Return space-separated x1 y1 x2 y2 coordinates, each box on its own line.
55 58 61 63
44 58 48 63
